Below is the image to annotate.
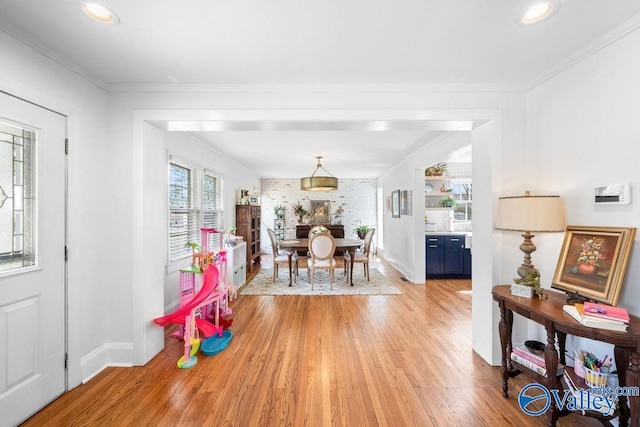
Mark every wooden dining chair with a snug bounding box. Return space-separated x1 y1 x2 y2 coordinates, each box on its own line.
344 228 375 281
267 228 297 282
307 232 337 290
297 225 330 274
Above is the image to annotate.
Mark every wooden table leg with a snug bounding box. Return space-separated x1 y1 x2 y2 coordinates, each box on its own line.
544 324 560 427
556 332 567 365
625 349 639 427
287 250 294 287
498 301 513 398
348 248 355 285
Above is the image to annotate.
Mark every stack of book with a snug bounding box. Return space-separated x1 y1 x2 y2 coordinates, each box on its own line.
563 369 618 416
510 345 564 376
562 301 629 332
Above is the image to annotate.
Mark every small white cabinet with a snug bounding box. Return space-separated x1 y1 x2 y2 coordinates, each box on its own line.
225 242 247 289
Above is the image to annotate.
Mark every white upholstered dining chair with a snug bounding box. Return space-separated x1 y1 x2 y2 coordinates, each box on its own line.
267 228 297 282
306 232 337 290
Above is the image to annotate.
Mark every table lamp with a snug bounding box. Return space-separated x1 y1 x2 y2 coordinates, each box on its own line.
495 191 566 281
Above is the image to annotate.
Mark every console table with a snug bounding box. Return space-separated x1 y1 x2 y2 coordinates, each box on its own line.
492 285 640 427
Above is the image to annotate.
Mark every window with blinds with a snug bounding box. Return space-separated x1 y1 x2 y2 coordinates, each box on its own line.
168 159 224 263
203 172 223 251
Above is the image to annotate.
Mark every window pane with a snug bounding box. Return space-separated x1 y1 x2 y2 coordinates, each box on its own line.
169 210 199 261
203 172 223 250
203 211 222 250
169 163 191 209
0 123 35 272
168 161 225 263
203 174 217 210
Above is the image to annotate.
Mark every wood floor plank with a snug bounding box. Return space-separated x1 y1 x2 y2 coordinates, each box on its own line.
21 257 604 426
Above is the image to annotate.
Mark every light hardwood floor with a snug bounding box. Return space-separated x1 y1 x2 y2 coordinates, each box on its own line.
22 256 602 426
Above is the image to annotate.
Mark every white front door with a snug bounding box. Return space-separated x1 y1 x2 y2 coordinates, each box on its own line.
0 92 66 426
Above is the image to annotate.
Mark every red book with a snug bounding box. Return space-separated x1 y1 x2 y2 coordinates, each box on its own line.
583 301 630 323
512 345 545 368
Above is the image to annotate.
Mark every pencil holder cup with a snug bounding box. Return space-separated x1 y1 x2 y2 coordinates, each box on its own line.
573 351 585 378
584 366 608 388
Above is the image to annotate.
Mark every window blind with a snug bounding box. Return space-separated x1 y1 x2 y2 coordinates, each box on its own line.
168 160 224 263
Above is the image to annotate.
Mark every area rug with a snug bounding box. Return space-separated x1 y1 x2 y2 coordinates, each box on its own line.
240 268 402 296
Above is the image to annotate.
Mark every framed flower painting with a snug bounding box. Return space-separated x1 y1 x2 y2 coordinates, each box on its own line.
552 225 636 305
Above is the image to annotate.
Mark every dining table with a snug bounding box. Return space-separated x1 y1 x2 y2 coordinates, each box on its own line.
278 238 363 286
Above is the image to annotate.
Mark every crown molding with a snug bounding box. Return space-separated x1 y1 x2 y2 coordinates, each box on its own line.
526 13 640 91
107 82 525 94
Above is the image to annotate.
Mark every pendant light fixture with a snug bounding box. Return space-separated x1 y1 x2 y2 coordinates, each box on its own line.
300 156 338 192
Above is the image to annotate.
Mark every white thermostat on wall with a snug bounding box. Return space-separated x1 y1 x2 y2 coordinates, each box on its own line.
594 183 631 205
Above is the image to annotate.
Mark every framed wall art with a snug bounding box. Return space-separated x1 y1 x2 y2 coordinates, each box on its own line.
400 190 412 216
309 200 331 224
391 190 400 218
551 225 636 305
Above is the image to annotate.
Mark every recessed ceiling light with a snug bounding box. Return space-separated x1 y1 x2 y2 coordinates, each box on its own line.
521 2 555 24
81 2 120 24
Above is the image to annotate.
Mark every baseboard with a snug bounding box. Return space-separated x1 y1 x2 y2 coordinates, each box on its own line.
81 342 133 383
377 251 411 280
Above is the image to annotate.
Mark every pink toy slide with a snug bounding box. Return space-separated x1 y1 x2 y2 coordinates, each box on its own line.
154 264 222 368
154 264 219 327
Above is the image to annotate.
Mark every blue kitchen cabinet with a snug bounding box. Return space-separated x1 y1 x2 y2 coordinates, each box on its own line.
425 235 444 277
444 235 465 274
426 234 471 279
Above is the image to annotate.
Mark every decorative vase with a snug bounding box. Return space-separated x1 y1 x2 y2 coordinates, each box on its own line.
578 262 596 275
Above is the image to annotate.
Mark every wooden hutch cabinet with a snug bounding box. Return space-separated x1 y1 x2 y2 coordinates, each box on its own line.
236 205 261 273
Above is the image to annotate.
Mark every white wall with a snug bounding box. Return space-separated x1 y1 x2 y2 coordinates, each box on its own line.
0 29 110 387
524 27 640 358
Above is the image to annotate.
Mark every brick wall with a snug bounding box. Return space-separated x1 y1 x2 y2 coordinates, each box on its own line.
260 178 377 253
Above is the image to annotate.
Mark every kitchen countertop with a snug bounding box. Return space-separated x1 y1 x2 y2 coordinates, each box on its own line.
424 231 472 235
425 232 472 249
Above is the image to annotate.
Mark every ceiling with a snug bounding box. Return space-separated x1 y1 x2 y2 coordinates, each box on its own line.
2 1 639 178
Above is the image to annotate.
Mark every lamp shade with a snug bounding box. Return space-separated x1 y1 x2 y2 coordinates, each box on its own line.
300 176 338 192
300 156 338 192
495 193 565 232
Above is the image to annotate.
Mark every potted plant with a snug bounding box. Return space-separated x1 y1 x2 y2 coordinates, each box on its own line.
512 270 543 299
333 205 344 224
292 202 308 224
425 162 448 176
353 225 371 239
438 196 457 208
